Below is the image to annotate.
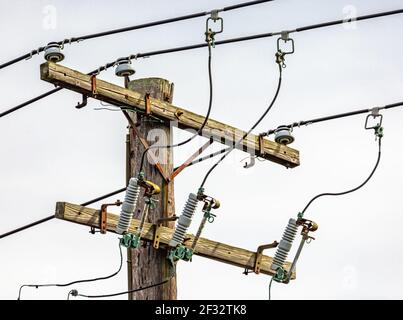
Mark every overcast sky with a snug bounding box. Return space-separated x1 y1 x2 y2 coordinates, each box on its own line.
1 0 403 300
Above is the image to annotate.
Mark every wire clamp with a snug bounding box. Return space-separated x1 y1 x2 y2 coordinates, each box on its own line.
276 31 294 68
365 109 384 139
205 12 223 47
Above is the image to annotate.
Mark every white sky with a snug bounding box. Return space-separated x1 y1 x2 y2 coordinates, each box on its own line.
1 0 403 300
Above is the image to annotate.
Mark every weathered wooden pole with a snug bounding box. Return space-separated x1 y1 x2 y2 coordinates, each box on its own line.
126 78 176 300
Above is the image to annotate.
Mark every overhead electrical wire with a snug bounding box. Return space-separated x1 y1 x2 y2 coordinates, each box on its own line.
0 186 126 240
0 0 275 70
184 101 403 169
199 63 283 189
68 275 173 299
1 8 402 119
18 240 123 300
300 137 382 216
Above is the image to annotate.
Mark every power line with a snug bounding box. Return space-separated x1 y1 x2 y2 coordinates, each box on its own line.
18 239 123 300
0 87 62 118
182 101 403 169
263 102 403 136
0 187 126 240
0 0 274 70
199 63 283 189
69 275 174 299
1 8 402 119
300 137 382 215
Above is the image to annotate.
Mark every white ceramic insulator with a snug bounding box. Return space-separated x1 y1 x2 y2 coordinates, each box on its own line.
169 193 199 247
116 177 140 235
271 218 298 270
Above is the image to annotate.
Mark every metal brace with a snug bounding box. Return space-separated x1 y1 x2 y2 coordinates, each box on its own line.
258 134 265 158
254 241 279 274
145 93 151 116
91 74 97 97
90 200 122 234
153 216 178 249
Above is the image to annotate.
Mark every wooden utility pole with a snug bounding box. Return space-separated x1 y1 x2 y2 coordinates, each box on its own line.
126 78 176 300
41 61 301 300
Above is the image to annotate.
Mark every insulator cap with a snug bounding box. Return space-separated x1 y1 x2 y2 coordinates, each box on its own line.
274 125 294 145
44 42 65 63
115 58 135 77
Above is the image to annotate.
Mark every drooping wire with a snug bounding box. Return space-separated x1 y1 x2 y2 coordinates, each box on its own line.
0 0 275 70
68 264 176 299
18 239 123 300
300 137 382 215
268 277 274 300
2 8 402 120
138 44 214 175
0 186 126 240
70 277 172 299
199 63 283 189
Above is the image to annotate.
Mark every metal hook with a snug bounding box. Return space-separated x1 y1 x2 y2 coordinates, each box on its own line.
243 155 256 169
76 94 88 109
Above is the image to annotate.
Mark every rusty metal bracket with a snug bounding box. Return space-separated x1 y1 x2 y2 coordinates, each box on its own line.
90 74 97 97
169 138 214 182
258 134 265 158
90 200 122 234
254 241 278 274
153 216 178 249
145 93 151 116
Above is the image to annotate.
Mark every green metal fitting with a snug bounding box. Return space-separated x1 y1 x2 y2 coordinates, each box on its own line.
120 233 141 249
168 245 193 264
375 126 384 139
272 267 287 283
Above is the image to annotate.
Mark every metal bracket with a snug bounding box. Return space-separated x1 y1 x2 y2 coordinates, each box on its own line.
258 134 265 158
153 216 178 249
243 155 256 169
90 74 97 97
254 241 279 274
90 200 122 234
76 94 88 109
145 93 151 116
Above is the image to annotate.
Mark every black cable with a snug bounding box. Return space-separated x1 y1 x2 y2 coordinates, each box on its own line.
18 239 123 300
0 87 62 118
264 102 403 136
0 0 274 70
2 8 402 119
199 64 283 189
300 137 382 215
185 101 403 170
138 44 214 174
0 187 126 240
71 276 173 299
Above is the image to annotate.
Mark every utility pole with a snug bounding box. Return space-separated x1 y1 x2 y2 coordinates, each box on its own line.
126 78 176 300
41 61 300 300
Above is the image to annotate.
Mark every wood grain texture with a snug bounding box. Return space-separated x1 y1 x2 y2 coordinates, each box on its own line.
55 202 295 279
40 62 300 168
126 78 176 300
